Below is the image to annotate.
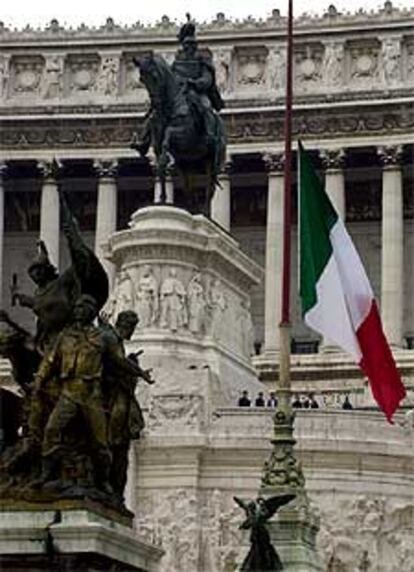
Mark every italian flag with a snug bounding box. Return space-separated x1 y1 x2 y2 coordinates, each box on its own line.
299 141 406 422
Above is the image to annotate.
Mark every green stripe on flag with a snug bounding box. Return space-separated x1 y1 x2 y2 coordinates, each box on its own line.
299 142 339 314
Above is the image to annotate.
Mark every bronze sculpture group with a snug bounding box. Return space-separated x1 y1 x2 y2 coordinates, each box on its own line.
0 187 153 508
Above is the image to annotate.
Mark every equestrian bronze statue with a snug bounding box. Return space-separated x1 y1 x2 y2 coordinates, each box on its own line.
132 14 226 216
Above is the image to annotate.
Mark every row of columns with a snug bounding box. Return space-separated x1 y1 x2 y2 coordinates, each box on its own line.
263 145 405 354
0 147 406 352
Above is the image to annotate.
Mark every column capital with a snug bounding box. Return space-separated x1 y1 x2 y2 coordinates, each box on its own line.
377 145 403 168
319 148 346 170
38 159 63 180
93 159 118 178
263 152 284 173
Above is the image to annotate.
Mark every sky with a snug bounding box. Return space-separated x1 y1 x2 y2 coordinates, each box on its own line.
1 0 413 29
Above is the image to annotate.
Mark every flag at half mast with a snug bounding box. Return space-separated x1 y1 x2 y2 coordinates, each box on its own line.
298 141 406 422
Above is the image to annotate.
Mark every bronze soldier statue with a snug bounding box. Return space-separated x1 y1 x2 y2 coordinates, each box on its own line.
32 296 147 497
99 310 154 500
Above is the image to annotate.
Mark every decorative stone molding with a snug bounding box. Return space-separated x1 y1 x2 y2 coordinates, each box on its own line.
37 158 62 180
93 158 118 178
147 394 205 432
263 152 284 173
377 144 403 167
319 148 346 170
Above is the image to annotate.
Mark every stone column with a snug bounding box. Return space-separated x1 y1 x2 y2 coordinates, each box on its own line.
378 145 404 347
0 162 6 305
38 160 61 269
263 153 285 356
211 160 232 231
319 149 346 352
94 159 118 288
320 148 346 219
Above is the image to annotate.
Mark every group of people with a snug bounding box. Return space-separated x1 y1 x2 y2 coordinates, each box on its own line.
238 391 354 411
238 391 278 408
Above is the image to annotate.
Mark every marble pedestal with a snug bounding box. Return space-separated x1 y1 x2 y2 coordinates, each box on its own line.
0 506 163 571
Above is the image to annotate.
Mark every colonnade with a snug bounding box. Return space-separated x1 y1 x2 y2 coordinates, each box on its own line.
0 144 407 350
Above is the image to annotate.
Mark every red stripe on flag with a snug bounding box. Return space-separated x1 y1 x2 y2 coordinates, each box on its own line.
357 300 406 423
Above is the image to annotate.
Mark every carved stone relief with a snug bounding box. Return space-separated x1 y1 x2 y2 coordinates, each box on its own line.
10 56 44 96
317 495 414 572
322 42 344 89
160 268 188 331
213 48 233 94
105 267 135 321
187 272 207 334
266 45 286 93
0 55 10 99
147 395 204 433
96 55 120 95
136 265 159 328
294 43 323 92
235 46 268 89
380 37 401 86
66 53 100 94
42 54 64 99
346 40 381 87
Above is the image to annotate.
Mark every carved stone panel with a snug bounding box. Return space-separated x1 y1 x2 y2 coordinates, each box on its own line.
266 45 286 94
380 36 402 87
95 54 120 96
212 48 233 94
65 53 100 95
41 54 64 99
322 41 344 89
234 46 268 92
0 55 10 100
294 43 324 93
10 55 45 97
346 39 381 88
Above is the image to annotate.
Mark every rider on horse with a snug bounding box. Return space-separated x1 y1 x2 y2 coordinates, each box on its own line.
135 14 224 157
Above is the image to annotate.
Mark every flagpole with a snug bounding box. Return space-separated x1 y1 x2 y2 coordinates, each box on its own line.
261 0 305 499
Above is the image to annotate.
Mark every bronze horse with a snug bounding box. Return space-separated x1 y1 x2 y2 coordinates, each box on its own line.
133 54 226 215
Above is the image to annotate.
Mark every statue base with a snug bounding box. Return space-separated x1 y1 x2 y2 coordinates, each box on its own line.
268 504 323 571
0 505 163 571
